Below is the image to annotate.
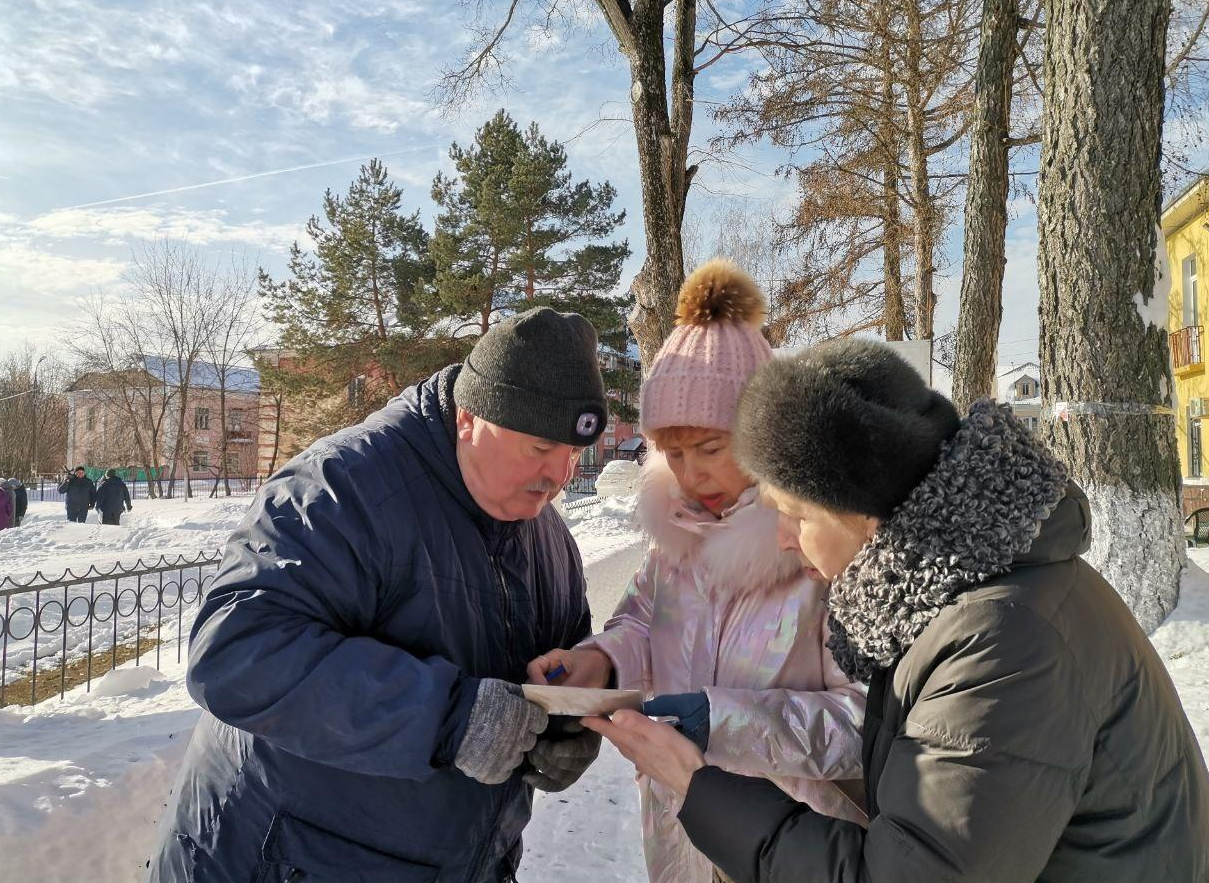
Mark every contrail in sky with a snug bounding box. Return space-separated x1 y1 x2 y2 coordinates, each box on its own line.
61 145 441 210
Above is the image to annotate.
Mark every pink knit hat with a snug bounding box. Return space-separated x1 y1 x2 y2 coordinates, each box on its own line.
641 258 773 435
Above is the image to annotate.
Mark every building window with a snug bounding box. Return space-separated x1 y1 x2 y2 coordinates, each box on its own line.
86 407 96 431
227 408 244 432
192 451 210 472
1191 407 1203 479
580 446 598 468
194 407 210 430
1183 255 1199 329
348 375 366 407
226 452 241 474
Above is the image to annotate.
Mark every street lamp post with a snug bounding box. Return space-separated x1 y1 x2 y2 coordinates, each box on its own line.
30 355 47 481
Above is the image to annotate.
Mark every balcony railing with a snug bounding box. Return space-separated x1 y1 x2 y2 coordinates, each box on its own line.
1172 325 1204 370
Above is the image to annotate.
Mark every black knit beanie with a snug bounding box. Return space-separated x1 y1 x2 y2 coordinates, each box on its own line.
454 307 609 447
735 338 961 520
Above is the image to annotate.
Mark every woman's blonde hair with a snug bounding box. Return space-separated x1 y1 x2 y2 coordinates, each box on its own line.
648 425 726 450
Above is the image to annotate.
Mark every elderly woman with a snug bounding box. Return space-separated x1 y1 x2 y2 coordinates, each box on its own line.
586 339 1209 883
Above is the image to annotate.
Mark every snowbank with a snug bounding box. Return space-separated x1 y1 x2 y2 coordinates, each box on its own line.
0 654 199 882
1149 550 1209 755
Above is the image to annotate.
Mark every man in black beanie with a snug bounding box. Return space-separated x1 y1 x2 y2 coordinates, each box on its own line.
151 308 609 883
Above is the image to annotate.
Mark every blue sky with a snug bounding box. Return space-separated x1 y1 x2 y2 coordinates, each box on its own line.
0 0 1053 366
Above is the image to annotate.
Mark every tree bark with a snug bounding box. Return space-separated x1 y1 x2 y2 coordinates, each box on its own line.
606 0 696 372
904 0 936 340
952 0 1018 414
877 2 906 341
1038 0 1180 632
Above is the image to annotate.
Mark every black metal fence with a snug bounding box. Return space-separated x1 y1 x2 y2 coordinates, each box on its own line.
566 475 597 495
0 551 222 706
29 475 264 504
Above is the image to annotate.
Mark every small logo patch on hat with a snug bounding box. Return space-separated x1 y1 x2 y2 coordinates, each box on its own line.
576 412 600 438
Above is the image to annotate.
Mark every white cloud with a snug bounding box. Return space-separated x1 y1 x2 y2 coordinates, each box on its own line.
1 0 447 137
0 241 126 293
26 206 307 251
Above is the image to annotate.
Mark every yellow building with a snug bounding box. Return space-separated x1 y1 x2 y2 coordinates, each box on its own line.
1163 176 1209 502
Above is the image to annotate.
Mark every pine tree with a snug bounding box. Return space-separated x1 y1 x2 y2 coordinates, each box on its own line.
430 110 630 335
260 159 463 432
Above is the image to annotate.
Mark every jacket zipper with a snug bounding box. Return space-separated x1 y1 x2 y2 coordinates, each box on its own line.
492 558 518 674
463 558 518 883
464 777 515 883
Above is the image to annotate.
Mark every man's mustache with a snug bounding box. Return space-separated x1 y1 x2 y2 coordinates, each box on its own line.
523 479 561 495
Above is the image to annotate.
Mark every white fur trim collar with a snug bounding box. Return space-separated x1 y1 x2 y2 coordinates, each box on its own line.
637 452 805 598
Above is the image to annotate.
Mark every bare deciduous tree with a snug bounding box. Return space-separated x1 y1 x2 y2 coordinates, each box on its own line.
0 345 69 481
125 241 220 499
716 0 978 345
72 291 177 497
682 198 799 342
202 253 265 496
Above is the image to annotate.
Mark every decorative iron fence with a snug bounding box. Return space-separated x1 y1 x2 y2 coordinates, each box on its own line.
565 476 597 495
0 551 222 706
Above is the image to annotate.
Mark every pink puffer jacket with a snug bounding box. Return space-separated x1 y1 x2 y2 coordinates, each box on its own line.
578 454 867 883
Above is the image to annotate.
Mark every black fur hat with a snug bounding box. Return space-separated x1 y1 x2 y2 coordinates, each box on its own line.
735 339 961 520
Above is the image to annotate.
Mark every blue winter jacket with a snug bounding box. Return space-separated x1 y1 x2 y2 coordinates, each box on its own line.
149 366 592 883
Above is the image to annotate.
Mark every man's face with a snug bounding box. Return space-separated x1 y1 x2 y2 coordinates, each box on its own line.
455 409 583 521
75 469 85 478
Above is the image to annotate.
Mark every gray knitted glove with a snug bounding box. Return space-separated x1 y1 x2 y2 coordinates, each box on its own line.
523 727 602 792
455 679 548 785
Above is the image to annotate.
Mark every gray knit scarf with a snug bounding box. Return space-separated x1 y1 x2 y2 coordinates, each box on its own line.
826 399 1071 683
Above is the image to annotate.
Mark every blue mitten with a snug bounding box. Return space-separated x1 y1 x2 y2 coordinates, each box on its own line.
642 692 711 752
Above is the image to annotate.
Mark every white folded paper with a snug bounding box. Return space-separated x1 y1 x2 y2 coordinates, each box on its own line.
521 684 644 716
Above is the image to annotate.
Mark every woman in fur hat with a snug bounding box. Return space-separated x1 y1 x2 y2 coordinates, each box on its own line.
528 259 868 883
585 339 1209 883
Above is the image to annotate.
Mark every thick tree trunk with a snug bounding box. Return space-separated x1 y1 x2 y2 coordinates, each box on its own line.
607 0 696 372
952 0 1018 414
904 0 936 340
1038 0 1180 632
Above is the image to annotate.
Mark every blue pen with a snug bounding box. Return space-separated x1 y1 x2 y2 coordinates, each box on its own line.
546 663 567 683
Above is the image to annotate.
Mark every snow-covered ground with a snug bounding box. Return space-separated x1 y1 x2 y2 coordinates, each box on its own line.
1 498 249 580
0 498 247 688
0 495 1207 883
